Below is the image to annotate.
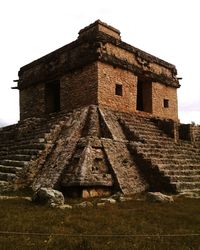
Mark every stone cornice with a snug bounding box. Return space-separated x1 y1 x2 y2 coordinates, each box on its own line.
18 30 179 89
99 53 180 88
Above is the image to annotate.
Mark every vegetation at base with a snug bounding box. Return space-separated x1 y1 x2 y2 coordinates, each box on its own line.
0 197 200 250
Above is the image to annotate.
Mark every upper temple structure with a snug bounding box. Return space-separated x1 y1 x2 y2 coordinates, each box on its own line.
18 20 179 121
0 20 200 198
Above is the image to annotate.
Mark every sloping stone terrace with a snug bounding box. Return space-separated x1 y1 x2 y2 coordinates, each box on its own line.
0 106 200 197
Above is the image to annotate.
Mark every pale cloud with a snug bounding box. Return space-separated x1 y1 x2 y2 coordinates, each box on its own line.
179 111 200 124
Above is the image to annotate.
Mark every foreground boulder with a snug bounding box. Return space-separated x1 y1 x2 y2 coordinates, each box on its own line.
32 188 64 207
147 192 174 203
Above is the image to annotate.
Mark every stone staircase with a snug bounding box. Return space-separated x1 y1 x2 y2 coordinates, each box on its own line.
119 114 200 194
1 105 200 196
0 112 71 192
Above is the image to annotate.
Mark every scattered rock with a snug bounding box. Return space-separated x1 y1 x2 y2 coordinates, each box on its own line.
32 188 64 207
119 196 133 202
74 201 93 208
110 192 123 201
59 204 73 210
147 192 174 203
101 198 116 204
97 202 106 207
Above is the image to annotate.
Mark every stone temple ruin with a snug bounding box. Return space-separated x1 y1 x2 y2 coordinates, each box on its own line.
0 20 200 198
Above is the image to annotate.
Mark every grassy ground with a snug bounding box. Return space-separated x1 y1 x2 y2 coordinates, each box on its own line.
0 197 200 250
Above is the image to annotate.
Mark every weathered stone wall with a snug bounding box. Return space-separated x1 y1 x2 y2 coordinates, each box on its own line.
104 43 174 79
152 82 178 120
18 20 180 121
20 83 45 120
97 61 137 113
97 62 178 120
60 63 98 112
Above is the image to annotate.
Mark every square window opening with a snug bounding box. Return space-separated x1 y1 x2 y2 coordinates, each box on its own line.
115 84 123 96
164 99 169 108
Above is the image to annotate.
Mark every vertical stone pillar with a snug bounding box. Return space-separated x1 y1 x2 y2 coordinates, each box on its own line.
87 105 100 137
173 121 179 143
189 124 195 145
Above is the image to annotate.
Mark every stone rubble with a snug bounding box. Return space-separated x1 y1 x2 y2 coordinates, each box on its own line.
32 188 64 207
146 192 174 203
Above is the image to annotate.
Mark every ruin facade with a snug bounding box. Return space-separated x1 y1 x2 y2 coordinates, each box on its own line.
18 20 179 121
0 20 200 197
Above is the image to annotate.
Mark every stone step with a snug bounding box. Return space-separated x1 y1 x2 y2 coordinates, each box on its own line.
0 165 22 174
124 117 154 124
172 181 200 191
132 142 198 152
167 175 200 182
0 160 29 167
0 118 66 146
157 163 200 170
0 134 48 146
132 141 177 149
0 154 32 161
151 158 200 165
144 139 178 146
137 152 200 161
0 180 11 192
127 124 162 134
137 151 200 160
179 188 200 194
141 134 173 141
163 169 200 176
135 145 199 154
0 172 16 181
10 143 46 151
130 133 173 143
0 137 47 148
13 149 42 156
149 156 200 164
0 149 41 159
0 149 8 154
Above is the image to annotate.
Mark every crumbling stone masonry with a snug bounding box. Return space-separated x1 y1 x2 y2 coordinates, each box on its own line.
0 20 200 197
18 20 179 120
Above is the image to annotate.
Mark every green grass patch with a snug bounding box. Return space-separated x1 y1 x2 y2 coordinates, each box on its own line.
0 198 200 249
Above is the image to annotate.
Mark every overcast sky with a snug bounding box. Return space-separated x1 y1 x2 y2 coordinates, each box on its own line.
0 0 199 126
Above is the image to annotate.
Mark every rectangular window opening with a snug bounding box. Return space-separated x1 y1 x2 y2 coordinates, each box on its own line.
164 99 169 108
115 84 123 96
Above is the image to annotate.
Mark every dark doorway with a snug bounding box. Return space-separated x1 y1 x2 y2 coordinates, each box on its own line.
136 79 144 111
45 80 60 114
136 78 152 113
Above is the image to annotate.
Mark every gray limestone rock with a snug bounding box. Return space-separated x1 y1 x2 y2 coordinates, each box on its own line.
32 188 64 207
147 192 174 203
101 197 116 204
74 201 93 208
59 204 73 209
97 202 106 207
118 196 133 202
